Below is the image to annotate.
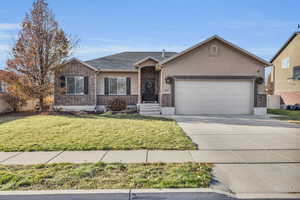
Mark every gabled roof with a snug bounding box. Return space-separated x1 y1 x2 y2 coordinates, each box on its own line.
85 52 177 71
61 57 98 71
270 32 300 63
159 35 272 66
133 56 160 67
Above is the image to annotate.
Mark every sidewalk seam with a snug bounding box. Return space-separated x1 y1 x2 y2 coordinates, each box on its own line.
145 150 148 163
45 151 64 164
99 151 108 162
0 152 23 163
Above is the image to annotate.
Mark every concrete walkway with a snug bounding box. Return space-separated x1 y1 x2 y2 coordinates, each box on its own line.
1 149 300 165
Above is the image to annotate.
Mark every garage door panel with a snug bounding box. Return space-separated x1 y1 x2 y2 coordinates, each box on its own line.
175 80 253 115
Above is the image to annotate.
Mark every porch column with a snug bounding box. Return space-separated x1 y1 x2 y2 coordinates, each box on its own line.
138 67 141 103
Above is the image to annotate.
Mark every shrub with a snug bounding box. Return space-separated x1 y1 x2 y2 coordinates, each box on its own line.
1 93 27 112
106 98 127 111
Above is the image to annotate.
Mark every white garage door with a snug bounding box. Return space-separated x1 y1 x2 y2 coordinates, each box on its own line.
175 80 253 115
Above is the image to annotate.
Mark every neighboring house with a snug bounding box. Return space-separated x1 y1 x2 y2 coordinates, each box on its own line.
54 35 271 115
0 80 10 113
270 32 300 106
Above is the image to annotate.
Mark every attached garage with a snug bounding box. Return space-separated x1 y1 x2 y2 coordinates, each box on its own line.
175 79 253 115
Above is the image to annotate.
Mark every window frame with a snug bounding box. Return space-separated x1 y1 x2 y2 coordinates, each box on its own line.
107 77 127 95
293 66 300 80
66 76 85 95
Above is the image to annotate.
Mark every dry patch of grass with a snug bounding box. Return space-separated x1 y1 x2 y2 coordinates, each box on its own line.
0 162 211 190
0 113 196 151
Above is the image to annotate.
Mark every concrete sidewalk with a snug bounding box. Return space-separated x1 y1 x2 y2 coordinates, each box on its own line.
1 188 300 200
1 149 300 165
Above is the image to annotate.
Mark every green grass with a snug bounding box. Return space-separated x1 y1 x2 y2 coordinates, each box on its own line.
0 162 212 190
0 113 196 151
267 109 300 125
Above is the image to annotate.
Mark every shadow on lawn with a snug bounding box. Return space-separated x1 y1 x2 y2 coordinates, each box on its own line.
0 112 35 125
66 113 173 122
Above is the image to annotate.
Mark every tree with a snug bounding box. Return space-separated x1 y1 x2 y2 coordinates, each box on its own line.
5 0 76 111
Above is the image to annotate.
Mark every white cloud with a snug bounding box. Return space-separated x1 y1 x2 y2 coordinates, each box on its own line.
0 44 9 52
0 23 20 31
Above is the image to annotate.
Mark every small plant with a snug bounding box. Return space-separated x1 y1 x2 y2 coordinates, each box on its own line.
106 98 127 111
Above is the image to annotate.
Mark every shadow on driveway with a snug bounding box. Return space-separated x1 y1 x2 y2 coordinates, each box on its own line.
172 115 300 129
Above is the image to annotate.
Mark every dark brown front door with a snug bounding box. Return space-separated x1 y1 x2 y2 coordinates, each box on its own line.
142 79 156 102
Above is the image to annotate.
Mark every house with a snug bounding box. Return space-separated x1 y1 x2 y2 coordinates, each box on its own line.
270 32 300 106
0 80 10 113
54 35 271 115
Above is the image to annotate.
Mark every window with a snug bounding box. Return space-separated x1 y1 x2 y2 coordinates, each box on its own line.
0 81 7 93
294 66 300 80
281 57 290 69
209 45 218 56
108 77 127 95
0 82 2 93
66 76 85 95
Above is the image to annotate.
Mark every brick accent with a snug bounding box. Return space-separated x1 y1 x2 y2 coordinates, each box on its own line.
97 95 138 105
255 94 267 107
54 61 96 106
161 94 172 107
278 92 300 105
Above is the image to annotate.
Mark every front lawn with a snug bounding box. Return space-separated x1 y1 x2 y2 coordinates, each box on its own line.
0 113 196 151
267 109 300 125
0 162 212 190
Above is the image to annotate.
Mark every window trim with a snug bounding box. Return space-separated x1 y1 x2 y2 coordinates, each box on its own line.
66 76 85 95
209 44 218 56
107 77 127 96
281 57 290 69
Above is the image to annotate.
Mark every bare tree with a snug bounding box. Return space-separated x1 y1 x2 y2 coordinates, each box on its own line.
4 0 77 111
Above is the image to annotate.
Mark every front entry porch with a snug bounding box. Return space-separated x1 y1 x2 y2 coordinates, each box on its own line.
140 66 160 103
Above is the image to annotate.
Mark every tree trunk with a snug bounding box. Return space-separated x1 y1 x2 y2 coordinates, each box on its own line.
39 96 44 112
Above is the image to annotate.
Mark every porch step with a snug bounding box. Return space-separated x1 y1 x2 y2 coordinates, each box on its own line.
140 111 161 115
139 103 161 115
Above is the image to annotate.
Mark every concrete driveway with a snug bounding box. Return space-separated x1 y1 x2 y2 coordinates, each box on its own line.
172 115 300 194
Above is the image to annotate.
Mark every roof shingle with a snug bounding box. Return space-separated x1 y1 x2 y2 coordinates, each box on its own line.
85 51 177 71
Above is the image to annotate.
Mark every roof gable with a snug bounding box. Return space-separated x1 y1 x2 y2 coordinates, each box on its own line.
60 58 98 71
159 35 271 66
133 56 159 67
270 32 300 63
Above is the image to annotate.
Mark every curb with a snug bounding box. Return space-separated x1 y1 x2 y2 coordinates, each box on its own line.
0 188 300 199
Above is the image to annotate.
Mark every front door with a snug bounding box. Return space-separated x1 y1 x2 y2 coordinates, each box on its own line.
142 79 156 102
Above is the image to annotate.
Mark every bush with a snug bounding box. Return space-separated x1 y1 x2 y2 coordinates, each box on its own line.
106 98 127 111
1 93 27 112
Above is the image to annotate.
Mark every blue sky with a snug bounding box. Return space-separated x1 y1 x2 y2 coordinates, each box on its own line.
0 0 299 77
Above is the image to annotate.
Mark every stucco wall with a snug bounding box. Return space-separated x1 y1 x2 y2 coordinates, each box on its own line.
161 39 266 95
272 34 300 94
96 72 138 95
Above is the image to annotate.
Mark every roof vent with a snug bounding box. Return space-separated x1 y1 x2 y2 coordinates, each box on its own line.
162 49 165 58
